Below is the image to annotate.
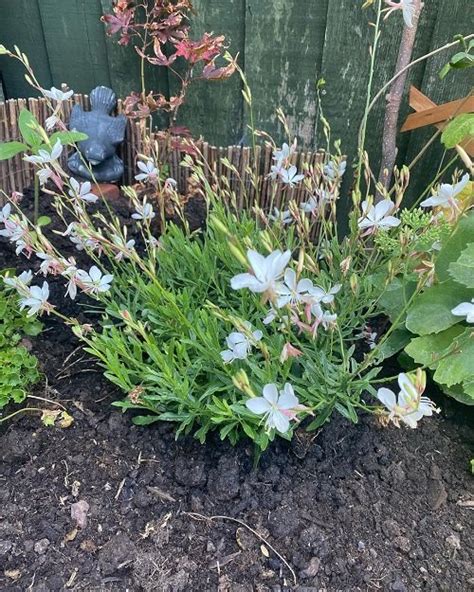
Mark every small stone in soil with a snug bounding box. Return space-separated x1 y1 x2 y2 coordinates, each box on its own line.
34 538 50 554
98 533 136 575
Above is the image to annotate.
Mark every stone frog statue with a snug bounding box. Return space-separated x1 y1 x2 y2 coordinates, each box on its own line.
68 86 127 183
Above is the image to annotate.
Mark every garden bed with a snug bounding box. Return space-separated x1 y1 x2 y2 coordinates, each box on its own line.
0 192 473 592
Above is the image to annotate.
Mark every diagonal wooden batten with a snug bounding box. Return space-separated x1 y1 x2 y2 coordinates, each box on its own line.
401 87 474 158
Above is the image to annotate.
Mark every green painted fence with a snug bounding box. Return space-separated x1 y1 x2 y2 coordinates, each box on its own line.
0 0 472 190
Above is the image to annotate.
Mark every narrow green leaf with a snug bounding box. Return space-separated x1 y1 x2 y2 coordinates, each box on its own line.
49 131 88 146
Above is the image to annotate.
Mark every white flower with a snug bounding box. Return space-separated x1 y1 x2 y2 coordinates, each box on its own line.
246 383 304 433
273 142 293 165
308 283 341 305
43 86 74 102
132 202 156 221
451 299 474 323
220 322 263 364
231 249 292 294
324 160 346 181
420 174 470 209
269 207 292 225
0 203 11 223
377 372 439 428
275 268 313 308
36 252 63 276
385 0 416 28
310 302 338 329
37 167 53 186
111 234 136 261
76 265 113 296
301 196 318 214
68 178 98 203
4 270 33 292
135 160 159 183
358 199 400 232
280 165 304 188
24 139 63 165
19 281 51 316
45 115 60 131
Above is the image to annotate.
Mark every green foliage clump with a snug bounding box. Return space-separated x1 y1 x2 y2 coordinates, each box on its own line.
0 281 41 410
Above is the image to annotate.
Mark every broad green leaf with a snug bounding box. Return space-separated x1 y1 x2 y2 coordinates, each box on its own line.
0 141 28 160
444 383 474 406
441 114 474 148
18 109 44 148
405 324 465 368
436 213 474 280
49 130 88 146
434 329 474 387
378 277 417 323
406 282 471 335
376 328 412 362
449 243 474 288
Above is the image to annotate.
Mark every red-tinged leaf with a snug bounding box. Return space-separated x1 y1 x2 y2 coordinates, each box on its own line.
175 33 226 64
202 59 236 81
101 10 133 36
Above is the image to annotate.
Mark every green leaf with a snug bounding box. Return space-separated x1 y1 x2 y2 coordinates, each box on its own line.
36 215 52 228
444 384 474 406
406 282 471 335
441 114 474 149
378 277 417 323
132 414 161 425
0 141 28 160
376 329 412 362
405 325 465 368
49 130 88 146
449 243 474 288
434 330 474 387
18 109 44 148
436 213 474 281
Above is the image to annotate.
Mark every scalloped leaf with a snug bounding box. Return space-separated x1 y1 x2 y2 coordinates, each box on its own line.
441 113 474 148
436 213 474 281
449 242 474 288
433 329 474 387
406 283 471 335
405 324 465 368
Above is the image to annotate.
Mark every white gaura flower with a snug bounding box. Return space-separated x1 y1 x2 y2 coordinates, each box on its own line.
19 282 52 316
0 203 11 223
111 234 136 262
301 196 318 214
309 283 341 305
246 383 306 433
68 178 98 203
358 199 400 233
310 303 338 329
4 270 33 292
36 252 64 276
385 0 416 28
76 265 113 296
37 167 53 186
43 86 74 102
420 174 470 210
220 322 263 364
269 207 292 225
231 249 292 294
45 115 60 131
275 268 313 308
451 299 474 323
324 160 346 181
135 160 159 183
377 372 439 428
132 202 156 222
280 165 304 188
273 142 293 165
24 140 63 165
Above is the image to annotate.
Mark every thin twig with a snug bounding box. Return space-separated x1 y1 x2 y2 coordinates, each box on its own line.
185 512 297 586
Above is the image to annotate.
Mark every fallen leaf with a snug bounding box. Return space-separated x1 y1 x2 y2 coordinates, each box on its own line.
260 544 269 558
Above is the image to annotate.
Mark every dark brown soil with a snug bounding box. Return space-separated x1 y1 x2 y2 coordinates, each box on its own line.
0 190 473 592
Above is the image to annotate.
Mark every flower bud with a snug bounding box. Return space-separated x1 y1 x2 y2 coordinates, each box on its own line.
232 369 255 397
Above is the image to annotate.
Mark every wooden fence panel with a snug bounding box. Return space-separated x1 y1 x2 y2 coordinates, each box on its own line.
0 0 53 98
244 0 329 149
37 0 111 93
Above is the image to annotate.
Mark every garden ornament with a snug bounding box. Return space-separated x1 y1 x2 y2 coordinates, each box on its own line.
68 86 127 183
